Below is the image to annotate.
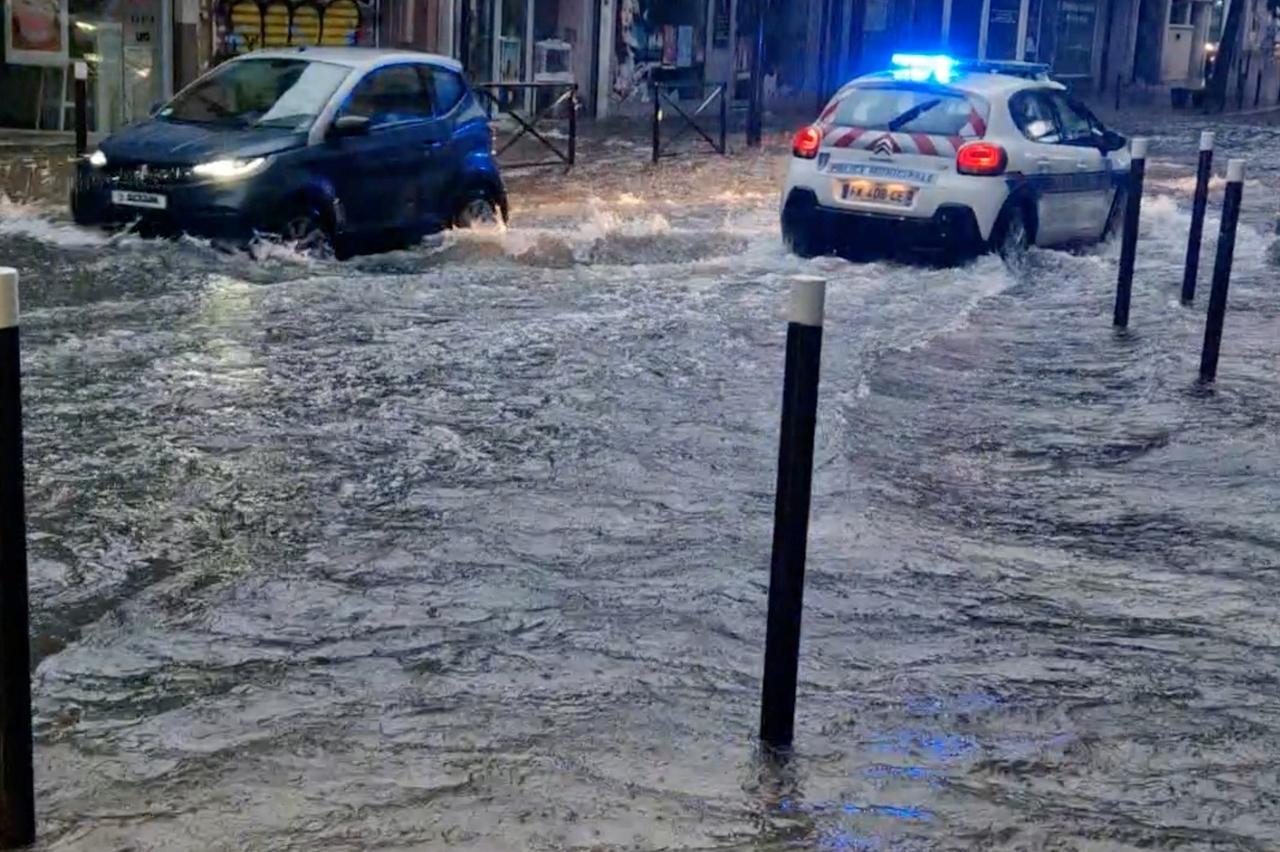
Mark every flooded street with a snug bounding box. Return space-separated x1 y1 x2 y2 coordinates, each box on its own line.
2 127 1280 850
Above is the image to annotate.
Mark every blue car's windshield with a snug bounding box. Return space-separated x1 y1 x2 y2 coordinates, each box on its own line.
158 58 351 130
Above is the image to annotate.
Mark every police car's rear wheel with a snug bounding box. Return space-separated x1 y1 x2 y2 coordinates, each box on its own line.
783 223 827 259
993 203 1030 260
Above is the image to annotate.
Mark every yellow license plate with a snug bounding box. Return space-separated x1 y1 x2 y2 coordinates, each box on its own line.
839 180 916 207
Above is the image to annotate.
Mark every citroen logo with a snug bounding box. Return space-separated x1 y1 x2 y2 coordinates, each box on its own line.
870 134 898 158
137 164 149 179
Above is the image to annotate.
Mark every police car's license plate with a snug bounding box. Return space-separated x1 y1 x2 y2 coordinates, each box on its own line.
839 180 915 207
111 190 167 210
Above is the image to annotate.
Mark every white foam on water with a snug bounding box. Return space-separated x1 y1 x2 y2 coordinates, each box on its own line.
0 195 112 248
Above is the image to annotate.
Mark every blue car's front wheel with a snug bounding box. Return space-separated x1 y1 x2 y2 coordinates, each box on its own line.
275 205 342 259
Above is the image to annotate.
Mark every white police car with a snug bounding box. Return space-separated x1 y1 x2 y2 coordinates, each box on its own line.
781 55 1131 261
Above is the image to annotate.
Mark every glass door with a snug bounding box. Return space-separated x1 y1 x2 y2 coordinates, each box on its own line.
498 0 527 81
121 0 164 123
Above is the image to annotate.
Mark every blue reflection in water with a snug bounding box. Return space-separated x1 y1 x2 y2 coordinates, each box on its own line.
777 797 933 821
869 729 980 762
904 691 1003 717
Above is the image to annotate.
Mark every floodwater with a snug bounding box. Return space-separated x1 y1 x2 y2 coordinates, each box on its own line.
2 127 1279 851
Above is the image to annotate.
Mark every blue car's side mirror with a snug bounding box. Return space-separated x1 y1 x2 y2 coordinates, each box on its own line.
329 114 372 138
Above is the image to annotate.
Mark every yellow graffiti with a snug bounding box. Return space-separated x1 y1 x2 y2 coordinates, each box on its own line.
291 5 320 45
321 0 359 46
228 1 262 51
263 2 290 44
219 0 369 53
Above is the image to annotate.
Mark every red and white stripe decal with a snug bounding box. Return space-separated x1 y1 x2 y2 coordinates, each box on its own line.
822 127 968 157
965 108 987 138
829 126 867 148
910 133 938 156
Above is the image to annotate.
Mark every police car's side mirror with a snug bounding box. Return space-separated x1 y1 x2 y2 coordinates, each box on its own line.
1101 130 1126 153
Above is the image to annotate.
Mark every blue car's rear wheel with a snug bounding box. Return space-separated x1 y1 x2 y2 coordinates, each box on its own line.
451 187 505 229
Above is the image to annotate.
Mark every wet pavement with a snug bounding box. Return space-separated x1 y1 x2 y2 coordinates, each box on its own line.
2 122 1280 850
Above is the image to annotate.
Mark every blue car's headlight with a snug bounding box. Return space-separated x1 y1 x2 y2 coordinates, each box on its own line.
87 150 107 167
192 157 268 180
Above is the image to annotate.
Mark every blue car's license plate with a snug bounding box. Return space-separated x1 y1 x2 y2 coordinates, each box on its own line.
111 190 167 210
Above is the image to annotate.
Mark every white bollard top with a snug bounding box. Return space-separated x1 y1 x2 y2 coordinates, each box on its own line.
0 269 17 329
1199 130 1215 151
1130 137 1149 158
1227 159 1245 182
788 275 826 328
74 60 88 81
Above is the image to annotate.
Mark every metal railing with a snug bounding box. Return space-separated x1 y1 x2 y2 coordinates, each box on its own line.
651 81 730 164
473 82 578 172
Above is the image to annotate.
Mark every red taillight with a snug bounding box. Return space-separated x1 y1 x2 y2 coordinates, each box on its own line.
793 125 822 159
956 141 1007 175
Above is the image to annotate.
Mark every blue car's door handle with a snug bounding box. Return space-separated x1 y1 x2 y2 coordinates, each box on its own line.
423 139 446 150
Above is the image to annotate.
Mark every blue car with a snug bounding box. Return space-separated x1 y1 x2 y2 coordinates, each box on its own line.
72 47 507 256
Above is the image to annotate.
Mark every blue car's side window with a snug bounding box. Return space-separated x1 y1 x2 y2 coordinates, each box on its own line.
431 69 466 117
340 64 433 127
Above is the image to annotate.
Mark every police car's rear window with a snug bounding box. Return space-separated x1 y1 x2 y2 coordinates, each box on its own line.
825 86 988 137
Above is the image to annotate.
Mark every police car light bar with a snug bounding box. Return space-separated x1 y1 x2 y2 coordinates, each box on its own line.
958 59 1051 80
890 53 1051 83
890 54 957 84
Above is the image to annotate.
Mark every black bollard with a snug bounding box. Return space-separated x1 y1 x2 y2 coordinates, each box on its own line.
1181 131 1215 304
1114 137 1148 328
760 275 825 753
0 268 33 850
652 82 661 165
1199 159 1245 383
73 61 88 157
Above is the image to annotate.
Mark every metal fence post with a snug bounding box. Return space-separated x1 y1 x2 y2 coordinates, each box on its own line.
1181 131 1215 304
760 275 825 753
568 87 578 169
1114 137 1148 328
73 61 88 157
0 268 33 851
652 82 661 165
719 83 729 155
1199 159 1245 383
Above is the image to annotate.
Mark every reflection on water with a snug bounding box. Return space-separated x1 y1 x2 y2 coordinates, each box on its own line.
2 138 1280 850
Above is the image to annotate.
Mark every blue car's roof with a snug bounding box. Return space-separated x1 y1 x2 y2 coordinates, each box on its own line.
233 47 463 73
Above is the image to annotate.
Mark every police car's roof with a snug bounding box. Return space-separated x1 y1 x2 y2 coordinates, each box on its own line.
849 69 1065 98
233 47 462 72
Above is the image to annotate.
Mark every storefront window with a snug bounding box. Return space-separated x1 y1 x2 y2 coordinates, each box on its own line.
614 0 706 102
1 0 169 132
465 0 496 79
498 0 525 79
1053 0 1097 76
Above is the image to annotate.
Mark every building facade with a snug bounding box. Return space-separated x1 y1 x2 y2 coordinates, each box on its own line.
3 0 1275 133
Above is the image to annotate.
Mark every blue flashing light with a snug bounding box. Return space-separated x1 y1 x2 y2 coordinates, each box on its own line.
890 53 956 84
